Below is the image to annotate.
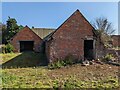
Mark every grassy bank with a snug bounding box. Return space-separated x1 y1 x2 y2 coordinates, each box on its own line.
1 53 119 88
1 52 47 68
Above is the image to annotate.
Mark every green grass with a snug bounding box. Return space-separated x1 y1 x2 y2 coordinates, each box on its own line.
1 52 47 68
1 53 21 63
2 67 119 88
1 53 119 88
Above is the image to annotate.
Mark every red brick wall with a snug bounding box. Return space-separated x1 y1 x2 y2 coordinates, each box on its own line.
111 35 120 47
10 26 42 52
46 10 95 62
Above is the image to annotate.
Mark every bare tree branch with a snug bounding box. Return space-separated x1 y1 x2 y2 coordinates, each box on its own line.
92 17 116 48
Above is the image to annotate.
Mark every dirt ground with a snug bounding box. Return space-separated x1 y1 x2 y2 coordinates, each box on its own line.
47 63 119 81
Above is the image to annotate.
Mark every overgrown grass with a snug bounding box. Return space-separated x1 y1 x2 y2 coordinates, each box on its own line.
2 68 119 88
48 55 81 69
1 53 119 88
1 53 21 64
1 52 47 68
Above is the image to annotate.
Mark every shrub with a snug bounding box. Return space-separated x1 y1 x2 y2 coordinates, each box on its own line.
48 55 77 69
2 45 6 53
63 79 81 88
101 53 116 63
104 54 114 62
48 60 64 69
52 80 59 88
64 55 74 65
2 43 14 53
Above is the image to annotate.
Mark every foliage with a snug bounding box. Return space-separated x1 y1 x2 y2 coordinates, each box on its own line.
2 43 14 53
2 45 6 54
64 79 80 88
2 71 18 88
48 55 79 69
6 17 19 41
48 60 64 69
92 17 115 35
1 53 119 88
64 55 75 65
2 17 24 44
92 17 115 48
103 54 115 62
1 69 119 88
1 23 7 44
52 80 59 88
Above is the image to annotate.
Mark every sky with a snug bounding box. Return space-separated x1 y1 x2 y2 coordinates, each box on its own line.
2 2 119 34
118 2 120 34
1 0 120 2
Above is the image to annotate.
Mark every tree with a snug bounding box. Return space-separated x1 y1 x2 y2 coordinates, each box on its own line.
92 17 115 35
2 17 24 44
92 17 115 48
0 23 7 44
6 16 19 42
0 22 2 44
0 22 2 29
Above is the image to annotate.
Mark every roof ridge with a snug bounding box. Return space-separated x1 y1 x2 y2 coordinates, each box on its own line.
32 28 56 29
10 26 42 41
44 9 96 40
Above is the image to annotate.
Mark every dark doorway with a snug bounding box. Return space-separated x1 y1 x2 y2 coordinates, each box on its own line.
20 41 34 52
84 40 94 60
41 41 46 54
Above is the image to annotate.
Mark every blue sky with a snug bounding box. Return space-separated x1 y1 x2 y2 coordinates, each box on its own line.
118 2 120 34
2 2 118 34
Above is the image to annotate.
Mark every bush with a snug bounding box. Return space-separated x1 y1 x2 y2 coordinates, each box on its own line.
2 45 6 53
103 54 115 62
2 43 14 53
48 55 77 69
64 55 73 65
48 60 64 69
52 80 59 88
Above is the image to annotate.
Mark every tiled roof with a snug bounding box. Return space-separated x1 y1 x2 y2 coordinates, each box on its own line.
32 28 55 39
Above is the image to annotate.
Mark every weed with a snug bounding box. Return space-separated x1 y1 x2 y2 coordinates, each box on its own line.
103 54 115 62
2 43 14 53
1 53 119 88
48 55 77 69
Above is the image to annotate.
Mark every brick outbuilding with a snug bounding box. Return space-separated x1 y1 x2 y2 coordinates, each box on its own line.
10 26 42 52
44 10 97 63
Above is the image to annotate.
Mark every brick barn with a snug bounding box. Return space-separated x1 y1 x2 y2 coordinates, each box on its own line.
44 10 97 63
10 9 109 63
10 26 43 52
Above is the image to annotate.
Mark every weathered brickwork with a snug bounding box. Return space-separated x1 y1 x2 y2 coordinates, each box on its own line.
45 10 96 63
111 35 120 47
95 39 106 59
10 26 42 52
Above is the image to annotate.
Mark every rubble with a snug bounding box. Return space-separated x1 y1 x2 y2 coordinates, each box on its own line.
82 60 90 66
82 59 104 66
108 61 120 66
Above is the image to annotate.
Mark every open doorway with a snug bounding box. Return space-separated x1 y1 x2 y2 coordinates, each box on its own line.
20 41 34 52
84 40 94 60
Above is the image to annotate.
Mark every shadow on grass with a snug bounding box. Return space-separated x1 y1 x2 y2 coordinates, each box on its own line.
2 52 48 69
